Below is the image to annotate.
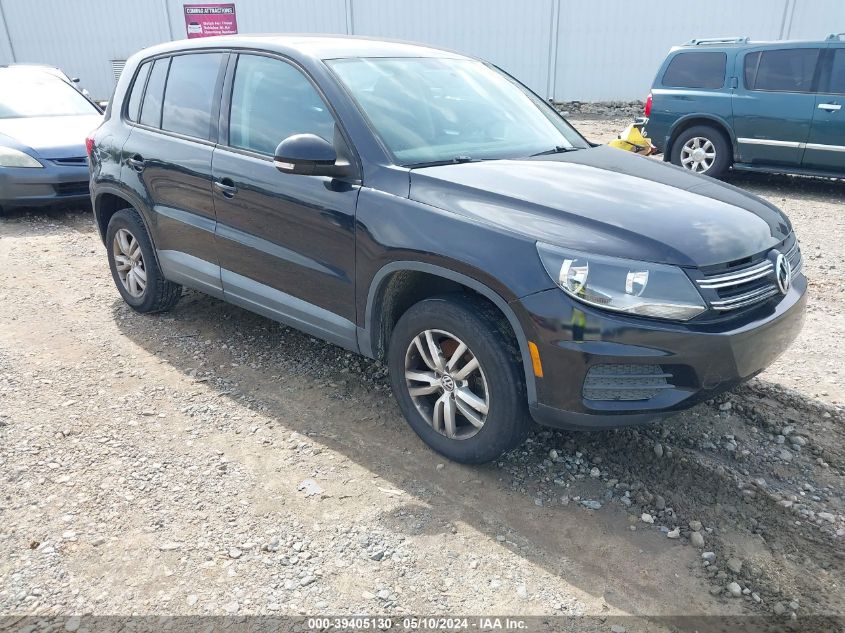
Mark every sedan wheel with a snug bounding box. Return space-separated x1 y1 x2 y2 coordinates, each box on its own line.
680 136 716 173
112 228 147 298
404 329 490 440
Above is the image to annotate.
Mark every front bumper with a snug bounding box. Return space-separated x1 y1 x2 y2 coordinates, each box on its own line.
516 274 807 429
0 163 90 209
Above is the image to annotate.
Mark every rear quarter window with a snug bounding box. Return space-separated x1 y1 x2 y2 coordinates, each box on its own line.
744 48 820 92
662 52 727 89
126 61 151 122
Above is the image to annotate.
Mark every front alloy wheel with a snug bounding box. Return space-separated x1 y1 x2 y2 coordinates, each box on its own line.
405 329 490 439
112 228 147 298
388 295 531 464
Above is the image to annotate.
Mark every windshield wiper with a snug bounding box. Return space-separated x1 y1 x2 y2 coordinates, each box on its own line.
407 155 479 169
529 145 581 157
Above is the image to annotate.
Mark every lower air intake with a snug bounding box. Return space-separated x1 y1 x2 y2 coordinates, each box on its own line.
583 364 673 401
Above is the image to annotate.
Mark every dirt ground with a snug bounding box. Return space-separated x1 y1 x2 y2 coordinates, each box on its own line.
0 116 843 629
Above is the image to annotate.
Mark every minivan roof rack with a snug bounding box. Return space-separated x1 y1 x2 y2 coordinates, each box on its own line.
685 37 750 46
827 33 845 41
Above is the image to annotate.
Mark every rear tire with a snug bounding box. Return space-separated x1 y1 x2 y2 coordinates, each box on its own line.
670 125 732 178
388 295 531 464
106 208 181 313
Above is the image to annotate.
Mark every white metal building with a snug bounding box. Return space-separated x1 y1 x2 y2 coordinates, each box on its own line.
0 0 842 101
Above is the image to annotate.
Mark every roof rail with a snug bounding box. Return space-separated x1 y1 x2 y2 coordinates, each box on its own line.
686 37 750 46
827 33 845 41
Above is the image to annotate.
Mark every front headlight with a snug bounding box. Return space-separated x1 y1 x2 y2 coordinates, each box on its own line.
537 242 706 321
0 147 43 168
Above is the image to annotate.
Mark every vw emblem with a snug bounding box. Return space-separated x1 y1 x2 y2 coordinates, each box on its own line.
774 253 792 295
440 374 455 392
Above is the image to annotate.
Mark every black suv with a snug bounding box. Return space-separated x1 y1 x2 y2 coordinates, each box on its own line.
89 36 806 463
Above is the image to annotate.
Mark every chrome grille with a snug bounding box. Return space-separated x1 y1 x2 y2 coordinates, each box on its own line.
696 242 802 312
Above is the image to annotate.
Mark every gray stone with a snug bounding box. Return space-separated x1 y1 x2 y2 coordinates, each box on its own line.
690 532 705 548
726 557 743 574
702 551 716 562
689 520 703 532
727 582 742 597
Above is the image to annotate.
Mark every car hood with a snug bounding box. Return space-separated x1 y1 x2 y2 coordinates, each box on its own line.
409 145 791 268
0 114 102 159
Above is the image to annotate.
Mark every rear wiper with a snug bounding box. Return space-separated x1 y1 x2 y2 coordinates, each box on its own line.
529 145 580 157
407 155 478 169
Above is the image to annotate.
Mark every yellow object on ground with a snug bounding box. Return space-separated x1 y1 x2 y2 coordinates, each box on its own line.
609 123 656 155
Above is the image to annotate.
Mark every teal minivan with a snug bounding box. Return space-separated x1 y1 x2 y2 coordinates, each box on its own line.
645 34 845 179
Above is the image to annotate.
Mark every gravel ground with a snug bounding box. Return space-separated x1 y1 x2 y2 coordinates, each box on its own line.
0 116 843 627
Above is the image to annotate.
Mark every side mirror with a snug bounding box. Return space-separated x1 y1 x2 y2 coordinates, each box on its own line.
274 133 350 178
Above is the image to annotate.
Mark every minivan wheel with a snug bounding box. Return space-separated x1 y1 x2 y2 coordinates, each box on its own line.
106 208 182 313
388 295 530 464
671 125 731 178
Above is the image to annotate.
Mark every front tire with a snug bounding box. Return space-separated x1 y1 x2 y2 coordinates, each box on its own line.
670 125 732 178
388 295 530 464
106 208 181 313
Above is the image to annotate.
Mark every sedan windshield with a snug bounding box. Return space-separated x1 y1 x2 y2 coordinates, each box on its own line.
327 57 588 166
0 73 99 119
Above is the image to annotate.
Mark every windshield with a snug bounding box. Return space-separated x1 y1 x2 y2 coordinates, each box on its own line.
327 57 587 165
0 73 99 119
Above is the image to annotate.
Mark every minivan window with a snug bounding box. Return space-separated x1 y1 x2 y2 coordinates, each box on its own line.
826 49 845 94
744 48 820 92
662 52 726 89
139 57 169 128
228 55 336 155
126 61 151 122
161 53 223 139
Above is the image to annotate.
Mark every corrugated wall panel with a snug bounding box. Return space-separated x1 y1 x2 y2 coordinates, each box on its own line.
351 0 555 97
164 0 349 40
1 0 842 102
553 0 791 101
787 0 845 39
0 2 14 65
0 0 170 99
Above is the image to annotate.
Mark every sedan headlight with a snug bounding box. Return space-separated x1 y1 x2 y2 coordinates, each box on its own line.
537 242 706 321
0 147 43 168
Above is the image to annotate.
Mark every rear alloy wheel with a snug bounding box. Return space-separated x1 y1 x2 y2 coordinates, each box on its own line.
112 228 147 298
106 208 182 313
389 295 531 464
670 125 731 178
680 137 716 173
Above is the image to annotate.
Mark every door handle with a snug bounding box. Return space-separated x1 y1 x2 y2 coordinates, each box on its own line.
213 178 237 198
818 103 842 111
126 155 145 172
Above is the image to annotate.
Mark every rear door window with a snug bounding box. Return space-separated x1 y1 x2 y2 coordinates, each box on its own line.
161 53 223 140
126 61 151 122
824 48 845 94
744 48 820 92
139 57 169 128
662 52 727 89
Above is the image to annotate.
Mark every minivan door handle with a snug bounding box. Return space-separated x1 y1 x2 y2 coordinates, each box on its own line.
213 178 237 198
126 155 145 172
818 103 842 112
